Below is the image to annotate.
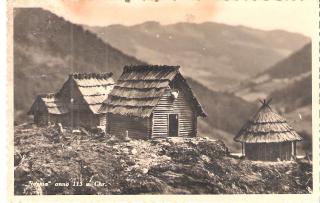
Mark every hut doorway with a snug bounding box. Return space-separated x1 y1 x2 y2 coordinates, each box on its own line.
168 114 179 137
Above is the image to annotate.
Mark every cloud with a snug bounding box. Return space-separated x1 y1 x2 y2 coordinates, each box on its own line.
13 0 313 36
51 0 218 26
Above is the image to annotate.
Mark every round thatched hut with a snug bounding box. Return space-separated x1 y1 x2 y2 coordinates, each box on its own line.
234 100 303 161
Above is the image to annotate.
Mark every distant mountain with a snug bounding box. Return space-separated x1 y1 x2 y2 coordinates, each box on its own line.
270 75 311 112
259 43 312 79
262 43 312 113
86 22 310 91
14 8 144 122
231 43 311 104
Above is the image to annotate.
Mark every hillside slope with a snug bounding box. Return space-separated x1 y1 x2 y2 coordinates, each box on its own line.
185 78 257 151
270 75 311 113
14 8 144 122
229 43 312 152
14 125 312 195
87 22 310 90
231 43 311 103
187 78 256 134
259 43 311 79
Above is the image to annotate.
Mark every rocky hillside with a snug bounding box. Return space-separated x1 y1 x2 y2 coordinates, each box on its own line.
14 125 312 195
14 8 144 122
87 22 310 91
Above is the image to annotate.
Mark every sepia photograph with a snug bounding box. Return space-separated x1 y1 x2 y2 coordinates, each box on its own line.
10 0 317 198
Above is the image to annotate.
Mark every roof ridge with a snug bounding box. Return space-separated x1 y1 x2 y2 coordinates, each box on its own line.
123 65 180 72
249 99 277 121
38 93 57 98
70 72 113 80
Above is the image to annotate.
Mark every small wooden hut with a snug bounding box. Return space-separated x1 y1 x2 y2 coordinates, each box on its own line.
29 73 115 128
234 99 303 161
28 93 69 126
99 65 206 139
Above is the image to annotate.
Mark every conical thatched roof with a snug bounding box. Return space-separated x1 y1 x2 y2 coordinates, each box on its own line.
234 100 303 143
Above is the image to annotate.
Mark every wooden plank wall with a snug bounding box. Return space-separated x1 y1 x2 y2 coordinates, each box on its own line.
152 87 195 138
99 114 107 127
108 114 151 139
35 112 48 126
58 78 88 111
76 111 99 128
49 114 62 125
57 111 99 128
35 111 100 128
245 142 293 161
48 114 72 126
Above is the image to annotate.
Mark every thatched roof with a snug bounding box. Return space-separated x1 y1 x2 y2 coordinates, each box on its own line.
29 73 114 115
99 65 206 118
68 73 115 114
28 93 69 115
234 100 303 143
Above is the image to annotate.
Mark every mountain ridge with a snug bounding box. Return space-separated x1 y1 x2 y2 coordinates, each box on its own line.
86 21 310 91
231 43 311 104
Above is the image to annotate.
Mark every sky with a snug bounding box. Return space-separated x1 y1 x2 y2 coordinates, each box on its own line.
13 0 315 37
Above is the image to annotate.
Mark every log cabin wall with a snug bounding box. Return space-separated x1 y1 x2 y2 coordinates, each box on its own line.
68 111 99 128
60 82 101 128
34 112 49 126
98 113 107 127
245 142 293 161
108 114 151 139
32 99 49 126
152 87 196 138
279 142 292 160
36 110 100 128
48 114 65 125
34 112 67 126
62 114 72 126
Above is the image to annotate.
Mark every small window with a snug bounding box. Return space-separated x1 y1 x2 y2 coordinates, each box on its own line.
170 90 179 100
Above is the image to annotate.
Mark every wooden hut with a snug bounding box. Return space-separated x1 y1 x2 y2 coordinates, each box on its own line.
234 100 303 161
99 65 206 139
29 73 115 128
28 93 69 126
